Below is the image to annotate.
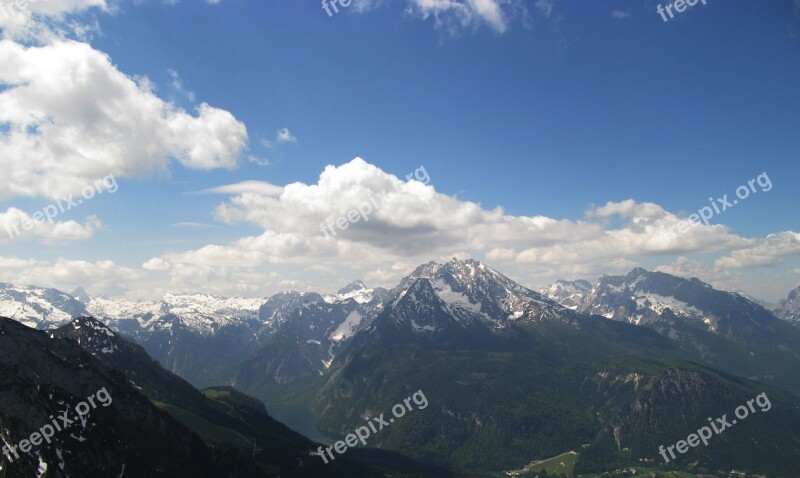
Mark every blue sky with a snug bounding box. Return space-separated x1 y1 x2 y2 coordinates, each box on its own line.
0 0 798 301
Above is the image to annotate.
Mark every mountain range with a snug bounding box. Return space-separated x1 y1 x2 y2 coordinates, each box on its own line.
2 260 800 476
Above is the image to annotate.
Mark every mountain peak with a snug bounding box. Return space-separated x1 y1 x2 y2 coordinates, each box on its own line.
71 286 92 304
539 279 592 310
70 315 115 334
382 258 577 334
337 280 367 295
557 279 591 290
56 316 122 356
626 267 650 279
775 285 800 326
0 283 89 329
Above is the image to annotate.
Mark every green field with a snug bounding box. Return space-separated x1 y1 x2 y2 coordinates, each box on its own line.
502 451 717 478
506 451 579 477
578 469 703 478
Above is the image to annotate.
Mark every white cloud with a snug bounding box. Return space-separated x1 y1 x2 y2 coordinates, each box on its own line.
2 158 796 300
0 207 103 243
142 257 171 271
262 128 298 149
196 181 285 197
406 0 510 33
0 257 141 297
612 10 630 19
0 39 249 201
0 0 107 39
715 232 800 269
168 222 216 229
276 127 297 144
352 0 390 12
248 156 271 166
133 158 777 295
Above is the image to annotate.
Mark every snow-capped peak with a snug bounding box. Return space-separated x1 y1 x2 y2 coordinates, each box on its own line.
0 283 88 329
323 281 382 305
87 293 267 336
539 280 591 310
70 287 92 305
384 258 577 331
338 280 367 295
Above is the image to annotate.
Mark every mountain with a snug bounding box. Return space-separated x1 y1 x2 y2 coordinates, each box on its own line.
87 288 386 388
387 259 580 328
5 261 800 476
575 268 800 394
234 284 390 396
88 293 267 336
70 287 91 305
774 285 800 326
0 283 88 329
325 280 388 304
298 260 800 476
0 316 230 477
539 279 591 310
82 293 268 387
47 316 447 478
0 281 391 391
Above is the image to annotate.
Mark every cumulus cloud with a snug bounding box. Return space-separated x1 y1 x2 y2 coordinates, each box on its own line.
0 208 103 243
715 232 800 269
142 257 171 271
130 158 783 296
0 0 107 39
0 39 249 201
0 257 142 297
3 158 796 299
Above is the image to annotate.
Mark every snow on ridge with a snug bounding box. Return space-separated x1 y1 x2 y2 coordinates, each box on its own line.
634 293 703 319
329 310 364 342
87 293 268 335
323 288 375 305
0 284 83 328
431 279 484 319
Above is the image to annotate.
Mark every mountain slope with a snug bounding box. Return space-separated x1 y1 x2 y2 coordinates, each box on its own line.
310 311 800 475
0 283 88 329
0 317 226 477
51 316 448 477
774 285 800 327
539 279 591 310
281 260 800 476
576 268 800 394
